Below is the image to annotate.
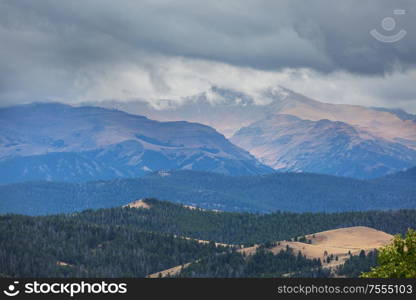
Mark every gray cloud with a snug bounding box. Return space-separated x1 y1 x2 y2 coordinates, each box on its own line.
3 0 415 71
0 0 415 110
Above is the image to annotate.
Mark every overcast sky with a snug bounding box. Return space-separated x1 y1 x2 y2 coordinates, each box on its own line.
1 0 415 112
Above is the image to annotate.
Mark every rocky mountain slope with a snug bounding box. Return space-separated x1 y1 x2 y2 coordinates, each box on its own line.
93 86 416 178
231 114 416 178
0 103 271 183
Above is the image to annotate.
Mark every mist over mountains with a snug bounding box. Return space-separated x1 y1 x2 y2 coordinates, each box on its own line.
1 86 415 182
87 86 416 179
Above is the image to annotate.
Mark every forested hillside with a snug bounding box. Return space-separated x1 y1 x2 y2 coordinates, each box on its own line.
336 250 378 277
0 214 228 277
1 168 416 215
1 199 415 278
176 247 328 278
71 199 416 244
0 212 333 278
175 245 379 278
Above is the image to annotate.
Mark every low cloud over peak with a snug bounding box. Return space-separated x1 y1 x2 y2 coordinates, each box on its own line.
0 0 415 112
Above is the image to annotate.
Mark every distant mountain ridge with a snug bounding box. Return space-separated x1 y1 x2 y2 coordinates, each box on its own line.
0 103 272 183
2 86 416 180
1 168 415 215
88 86 416 178
231 114 416 178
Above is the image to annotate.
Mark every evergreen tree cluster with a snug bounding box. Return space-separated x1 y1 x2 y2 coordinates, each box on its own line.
1 169 415 215
0 214 227 277
336 250 378 277
176 247 326 278
76 199 416 245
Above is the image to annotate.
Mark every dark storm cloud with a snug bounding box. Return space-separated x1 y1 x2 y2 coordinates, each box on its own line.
0 0 415 104
2 0 416 72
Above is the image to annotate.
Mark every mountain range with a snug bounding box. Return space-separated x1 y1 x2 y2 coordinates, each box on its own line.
2 85 416 182
231 114 416 178
0 103 271 183
88 86 416 179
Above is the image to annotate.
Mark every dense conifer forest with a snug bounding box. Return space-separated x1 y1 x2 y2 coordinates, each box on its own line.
1 168 415 215
0 199 414 277
0 214 228 277
75 199 416 244
336 250 378 277
175 247 329 278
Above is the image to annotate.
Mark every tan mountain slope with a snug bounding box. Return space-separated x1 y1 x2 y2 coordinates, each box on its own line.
266 226 393 271
147 263 192 278
149 226 393 278
122 199 151 209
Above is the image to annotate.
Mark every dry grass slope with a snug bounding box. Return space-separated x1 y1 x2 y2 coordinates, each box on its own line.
268 226 393 271
122 199 151 209
149 226 393 278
